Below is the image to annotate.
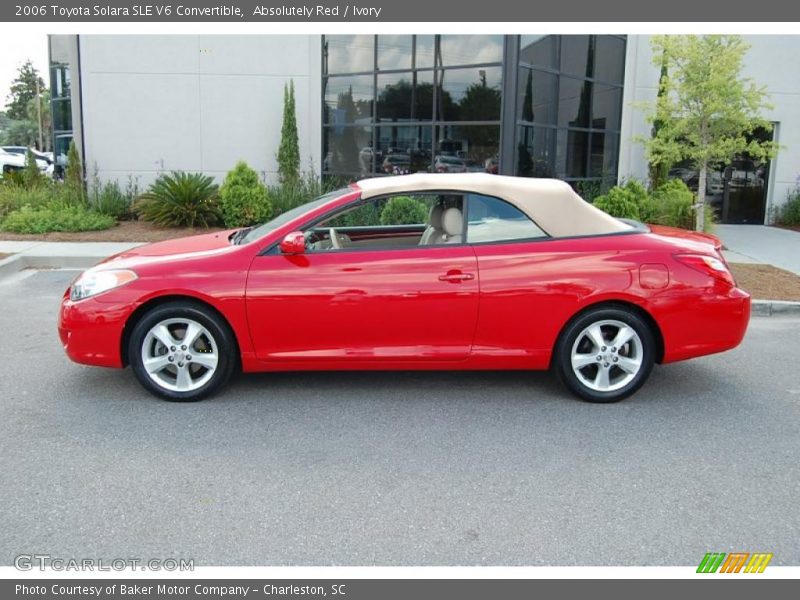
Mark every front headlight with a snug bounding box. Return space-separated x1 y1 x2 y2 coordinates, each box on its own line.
70 269 138 301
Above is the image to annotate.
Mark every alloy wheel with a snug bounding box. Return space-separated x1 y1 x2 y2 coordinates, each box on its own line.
570 319 644 393
140 318 219 393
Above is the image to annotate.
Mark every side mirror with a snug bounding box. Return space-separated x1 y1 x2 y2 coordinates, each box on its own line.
279 231 306 255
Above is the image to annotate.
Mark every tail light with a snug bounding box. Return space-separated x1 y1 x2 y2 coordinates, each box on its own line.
674 254 736 287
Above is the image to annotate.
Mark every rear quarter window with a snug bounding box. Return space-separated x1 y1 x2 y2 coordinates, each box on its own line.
466 194 548 243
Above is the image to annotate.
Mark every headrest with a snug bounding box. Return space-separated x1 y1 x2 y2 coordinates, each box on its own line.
428 204 444 229
442 207 463 236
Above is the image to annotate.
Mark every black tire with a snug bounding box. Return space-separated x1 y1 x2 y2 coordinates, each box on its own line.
554 306 655 403
128 301 237 401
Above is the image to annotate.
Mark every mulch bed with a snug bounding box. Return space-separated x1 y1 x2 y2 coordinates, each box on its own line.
729 263 800 302
0 220 226 243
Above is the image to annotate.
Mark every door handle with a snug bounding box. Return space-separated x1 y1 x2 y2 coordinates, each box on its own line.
438 271 475 283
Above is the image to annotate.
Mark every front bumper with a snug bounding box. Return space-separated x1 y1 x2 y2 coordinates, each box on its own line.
58 288 134 368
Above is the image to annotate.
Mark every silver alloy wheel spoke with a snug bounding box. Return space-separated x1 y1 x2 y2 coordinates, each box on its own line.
175 365 193 391
190 353 218 370
152 324 177 349
571 353 598 369
183 322 203 348
143 354 171 374
570 319 644 393
594 365 611 389
586 324 606 351
616 355 641 374
611 325 636 349
141 317 218 393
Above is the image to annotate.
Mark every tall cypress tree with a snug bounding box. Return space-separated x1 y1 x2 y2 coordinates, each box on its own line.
277 80 300 185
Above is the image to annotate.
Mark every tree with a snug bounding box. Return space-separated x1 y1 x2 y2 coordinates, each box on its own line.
23 149 44 188
647 43 671 189
5 60 46 121
640 35 776 231
0 119 37 146
277 80 300 185
65 140 85 202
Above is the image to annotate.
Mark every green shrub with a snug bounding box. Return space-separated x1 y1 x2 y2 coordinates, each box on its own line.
136 172 220 228
328 202 382 228
648 179 695 229
774 188 800 226
0 204 114 234
91 178 138 220
218 162 271 227
380 196 428 225
576 176 615 203
0 184 53 217
593 186 641 220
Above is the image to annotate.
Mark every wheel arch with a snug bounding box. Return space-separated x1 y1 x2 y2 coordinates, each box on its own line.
120 294 241 368
551 300 665 367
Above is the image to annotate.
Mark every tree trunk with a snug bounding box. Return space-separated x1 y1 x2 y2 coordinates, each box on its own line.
696 161 707 232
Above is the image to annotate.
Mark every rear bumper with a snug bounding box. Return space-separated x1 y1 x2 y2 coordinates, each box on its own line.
58 289 133 368
658 287 751 363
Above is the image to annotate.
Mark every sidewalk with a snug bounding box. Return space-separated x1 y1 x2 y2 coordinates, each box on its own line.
0 241 143 276
717 225 800 276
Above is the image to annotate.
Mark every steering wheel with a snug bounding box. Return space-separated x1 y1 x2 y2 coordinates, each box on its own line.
329 227 342 249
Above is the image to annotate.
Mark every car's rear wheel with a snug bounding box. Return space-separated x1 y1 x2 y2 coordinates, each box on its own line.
128 302 236 401
554 306 655 403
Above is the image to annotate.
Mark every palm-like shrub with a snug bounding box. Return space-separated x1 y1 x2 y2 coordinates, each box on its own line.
219 161 272 227
135 172 220 227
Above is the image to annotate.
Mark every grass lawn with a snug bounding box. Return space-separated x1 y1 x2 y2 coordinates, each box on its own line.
729 263 800 302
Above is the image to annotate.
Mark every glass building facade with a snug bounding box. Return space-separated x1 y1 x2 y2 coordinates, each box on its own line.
48 35 79 174
322 34 626 188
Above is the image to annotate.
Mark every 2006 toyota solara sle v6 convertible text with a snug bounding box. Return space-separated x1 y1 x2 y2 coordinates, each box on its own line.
58 174 750 403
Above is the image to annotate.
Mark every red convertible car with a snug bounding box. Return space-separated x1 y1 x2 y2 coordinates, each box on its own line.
58 174 750 403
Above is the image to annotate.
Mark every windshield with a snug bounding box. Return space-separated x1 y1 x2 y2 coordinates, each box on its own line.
240 188 351 244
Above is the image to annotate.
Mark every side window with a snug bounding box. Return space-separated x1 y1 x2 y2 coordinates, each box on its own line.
324 194 434 229
304 193 463 252
466 194 547 243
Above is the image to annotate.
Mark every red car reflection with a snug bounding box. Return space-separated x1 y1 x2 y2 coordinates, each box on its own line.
59 174 750 403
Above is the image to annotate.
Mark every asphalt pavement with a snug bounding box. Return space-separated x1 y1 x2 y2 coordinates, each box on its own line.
0 269 798 566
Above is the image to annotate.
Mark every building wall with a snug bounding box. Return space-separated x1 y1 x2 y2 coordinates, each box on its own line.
79 35 321 187
619 34 800 221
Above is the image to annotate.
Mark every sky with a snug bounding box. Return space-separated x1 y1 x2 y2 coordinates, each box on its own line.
0 33 49 112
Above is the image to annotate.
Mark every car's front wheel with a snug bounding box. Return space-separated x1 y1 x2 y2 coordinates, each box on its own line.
554 306 655 403
128 301 237 401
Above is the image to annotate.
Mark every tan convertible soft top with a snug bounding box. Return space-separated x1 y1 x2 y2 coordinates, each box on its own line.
356 173 632 238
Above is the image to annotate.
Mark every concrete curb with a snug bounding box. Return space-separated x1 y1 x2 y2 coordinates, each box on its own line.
751 299 800 316
0 253 106 277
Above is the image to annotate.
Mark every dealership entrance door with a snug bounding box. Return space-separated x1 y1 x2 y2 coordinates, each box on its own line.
669 127 774 225
716 127 773 225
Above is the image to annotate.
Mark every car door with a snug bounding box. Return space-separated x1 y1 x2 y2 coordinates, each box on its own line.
245 238 479 364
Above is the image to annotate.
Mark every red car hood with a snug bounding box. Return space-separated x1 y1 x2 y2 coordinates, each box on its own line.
122 230 237 256
98 229 240 269
647 224 723 252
